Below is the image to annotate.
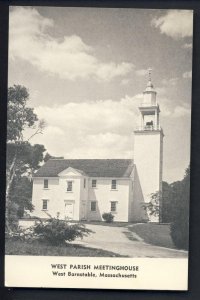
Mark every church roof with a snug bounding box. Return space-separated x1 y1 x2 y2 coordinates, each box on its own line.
34 159 134 178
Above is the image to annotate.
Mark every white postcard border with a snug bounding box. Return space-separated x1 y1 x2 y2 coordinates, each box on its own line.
5 255 188 290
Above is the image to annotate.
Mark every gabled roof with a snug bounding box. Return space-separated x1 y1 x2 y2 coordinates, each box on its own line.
34 159 134 178
58 167 87 176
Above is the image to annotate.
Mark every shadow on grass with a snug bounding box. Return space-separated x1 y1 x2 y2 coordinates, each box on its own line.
122 231 139 242
128 223 177 249
5 238 124 257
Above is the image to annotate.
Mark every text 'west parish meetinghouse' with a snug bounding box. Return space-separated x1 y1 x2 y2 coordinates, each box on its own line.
32 72 164 222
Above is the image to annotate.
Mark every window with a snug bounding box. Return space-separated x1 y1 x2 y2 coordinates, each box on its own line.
84 178 86 189
67 181 73 192
42 199 48 210
91 201 97 212
110 201 117 212
111 179 117 190
44 179 48 189
92 179 97 188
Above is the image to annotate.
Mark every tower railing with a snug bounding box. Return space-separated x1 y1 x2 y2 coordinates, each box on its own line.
135 125 161 131
139 102 158 107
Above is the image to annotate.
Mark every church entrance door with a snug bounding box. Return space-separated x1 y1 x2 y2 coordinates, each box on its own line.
64 201 74 220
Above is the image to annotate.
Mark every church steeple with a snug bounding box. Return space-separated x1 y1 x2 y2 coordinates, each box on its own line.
136 69 161 131
133 69 164 222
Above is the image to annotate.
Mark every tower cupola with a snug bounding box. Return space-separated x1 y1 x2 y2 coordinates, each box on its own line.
136 68 161 131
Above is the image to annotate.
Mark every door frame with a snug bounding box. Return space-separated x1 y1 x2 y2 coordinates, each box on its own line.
64 200 75 220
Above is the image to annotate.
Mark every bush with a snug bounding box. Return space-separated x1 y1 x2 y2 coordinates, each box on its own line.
102 212 114 223
5 226 37 242
33 218 93 246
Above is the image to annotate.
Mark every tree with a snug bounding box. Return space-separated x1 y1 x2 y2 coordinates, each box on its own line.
170 167 190 250
146 180 185 224
146 166 190 250
8 177 33 229
7 85 38 142
10 177 33 218
6 85 45 232
145 191 160 220
26 144 46 177
161 181 174 223
44 152 64 162
8 144 46 224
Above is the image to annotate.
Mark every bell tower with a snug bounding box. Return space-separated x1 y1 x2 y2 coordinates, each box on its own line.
134 69 164 222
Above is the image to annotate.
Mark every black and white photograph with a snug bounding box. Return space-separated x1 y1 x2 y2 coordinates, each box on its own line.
5 6 192 290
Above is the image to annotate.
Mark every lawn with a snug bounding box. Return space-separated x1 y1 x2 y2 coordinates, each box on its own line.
5 239 122 257
128 223 176 249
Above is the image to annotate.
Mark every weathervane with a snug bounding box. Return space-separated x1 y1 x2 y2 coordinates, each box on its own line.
148 68 152 81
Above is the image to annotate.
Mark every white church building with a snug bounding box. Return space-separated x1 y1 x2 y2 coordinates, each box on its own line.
32 73 164 223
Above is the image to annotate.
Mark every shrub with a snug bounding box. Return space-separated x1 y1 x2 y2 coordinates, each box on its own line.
102 212 114 223
33 218 93 246
5 226 37 242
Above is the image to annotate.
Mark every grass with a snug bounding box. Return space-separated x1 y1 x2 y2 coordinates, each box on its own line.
128 223 176 249
5 239 122 257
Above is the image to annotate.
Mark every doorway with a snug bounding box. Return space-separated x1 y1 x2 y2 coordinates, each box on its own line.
64 201 74 220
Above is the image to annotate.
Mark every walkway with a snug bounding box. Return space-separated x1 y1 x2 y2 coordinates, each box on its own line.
72 224 188 258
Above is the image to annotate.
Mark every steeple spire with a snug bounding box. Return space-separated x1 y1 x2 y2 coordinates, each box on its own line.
143 68 157 104
148 68 152 81
146 68 154 89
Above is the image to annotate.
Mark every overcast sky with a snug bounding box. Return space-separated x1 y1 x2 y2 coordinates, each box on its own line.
8 6 193 183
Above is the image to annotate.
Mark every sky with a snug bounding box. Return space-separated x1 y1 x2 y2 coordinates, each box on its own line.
8 6 193 183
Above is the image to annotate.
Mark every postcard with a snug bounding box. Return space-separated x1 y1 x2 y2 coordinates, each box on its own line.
5 6 192 290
